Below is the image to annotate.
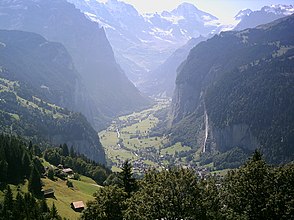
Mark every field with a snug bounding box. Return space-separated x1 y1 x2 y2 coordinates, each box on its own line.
44 175 100 220
99 99 192 173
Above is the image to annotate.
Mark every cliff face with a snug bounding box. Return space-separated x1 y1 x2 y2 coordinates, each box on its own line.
170 15 294 163
204 123 259 153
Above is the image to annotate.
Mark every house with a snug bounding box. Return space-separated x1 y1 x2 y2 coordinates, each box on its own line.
71 201 85 212
62 168 73 175
57 164 64 169
42 188 54 198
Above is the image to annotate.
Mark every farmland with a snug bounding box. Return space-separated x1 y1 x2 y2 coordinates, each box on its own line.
99 99 193 174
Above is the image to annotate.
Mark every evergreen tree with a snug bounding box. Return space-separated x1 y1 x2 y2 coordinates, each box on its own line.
28 141 33 153
119 160 136 197
0 160 8 184
28 164 42 195
69 146 75 158
50 203 61 220
39 199 49 213
33 145 41 157
14 192 24 220
3 185 13 219
48 168 55 180
21 152 31 178
62 144 69 157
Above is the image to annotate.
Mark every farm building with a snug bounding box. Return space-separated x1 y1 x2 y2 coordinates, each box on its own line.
42 188 54 198
71 201 85 212
62 168 73 175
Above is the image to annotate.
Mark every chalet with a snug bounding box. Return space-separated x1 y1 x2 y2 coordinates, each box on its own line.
42 188 54 198
71 201 85 212
62 168 73 175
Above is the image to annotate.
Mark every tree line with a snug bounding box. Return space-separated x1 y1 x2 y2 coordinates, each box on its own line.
0 186 62 220
82 151 294 220
43 144 111 185
0 134 43 195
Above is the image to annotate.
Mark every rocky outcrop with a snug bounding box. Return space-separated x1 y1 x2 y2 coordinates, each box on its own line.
206 123 259 153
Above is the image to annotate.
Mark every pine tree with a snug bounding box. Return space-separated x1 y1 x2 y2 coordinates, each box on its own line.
62 144 69 157
39 199 49 213
28 164 42 195
14 193 24 220
120 160 136 197
3 185 13 219
69 146 75 158
50 203 61 219
0 160 8 184
21 152 31 178
28 141 33 153
48 168 55 180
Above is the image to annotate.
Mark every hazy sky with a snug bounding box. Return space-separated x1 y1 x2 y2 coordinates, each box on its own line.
110 0 293 23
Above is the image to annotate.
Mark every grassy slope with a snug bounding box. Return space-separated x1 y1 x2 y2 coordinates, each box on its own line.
0 170 100 220
44 176 100 220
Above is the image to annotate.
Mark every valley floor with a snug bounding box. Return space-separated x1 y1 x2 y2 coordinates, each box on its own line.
99 99 194 174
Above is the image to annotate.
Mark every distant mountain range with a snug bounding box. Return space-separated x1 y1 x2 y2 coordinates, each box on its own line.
0 0 150 130
142 4 294 97
67 0 293 96
234 4 294 30
67 0 223 84
170 14 294 165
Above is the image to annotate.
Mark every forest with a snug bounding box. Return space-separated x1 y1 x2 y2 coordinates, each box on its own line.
82 152 294 220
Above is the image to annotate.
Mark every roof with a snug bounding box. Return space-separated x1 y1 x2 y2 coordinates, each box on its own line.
71 201 85 209
43 188 54 195
63 168 73 173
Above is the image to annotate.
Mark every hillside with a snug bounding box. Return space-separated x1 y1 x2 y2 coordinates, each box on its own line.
0 30 105 163
0 134 107 220
0 170 101 220
0 0 150 130
170 15 294 164
43 175 100 220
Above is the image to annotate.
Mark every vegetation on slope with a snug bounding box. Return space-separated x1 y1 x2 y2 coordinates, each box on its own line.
82 151 294 220
0 134 110 220
170 14 294 165
0 73 105 163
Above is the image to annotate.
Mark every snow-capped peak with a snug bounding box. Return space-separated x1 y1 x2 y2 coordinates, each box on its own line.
235 9 253 20
173 2 199 13
261 4 294 16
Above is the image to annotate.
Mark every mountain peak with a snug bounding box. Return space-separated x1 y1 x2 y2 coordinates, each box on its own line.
261 4 294 15
235 9 253 20
173 2 199 14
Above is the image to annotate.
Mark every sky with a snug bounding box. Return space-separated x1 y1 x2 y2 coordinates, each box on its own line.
108 0 294 23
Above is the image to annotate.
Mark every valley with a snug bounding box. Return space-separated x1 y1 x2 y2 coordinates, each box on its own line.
0 1 293 219
99 99 194 174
